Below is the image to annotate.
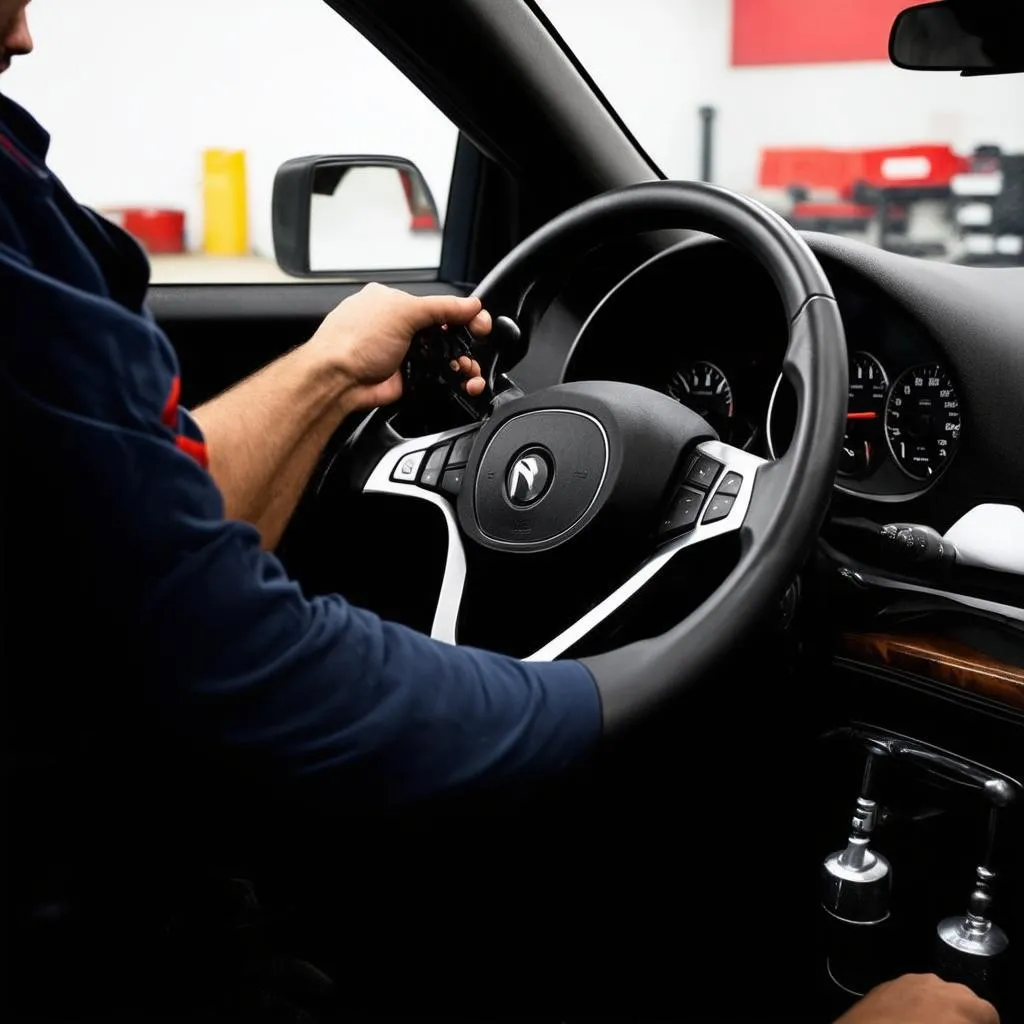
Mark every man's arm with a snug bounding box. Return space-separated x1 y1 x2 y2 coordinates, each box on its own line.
192 284 489 550
190 342 357 551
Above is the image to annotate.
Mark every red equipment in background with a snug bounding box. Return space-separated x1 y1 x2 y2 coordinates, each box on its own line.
101 208 186 254
760 144 968 203
758 143 970 255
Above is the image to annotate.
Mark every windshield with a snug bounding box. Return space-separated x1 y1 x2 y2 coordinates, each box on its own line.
540 0 1023 265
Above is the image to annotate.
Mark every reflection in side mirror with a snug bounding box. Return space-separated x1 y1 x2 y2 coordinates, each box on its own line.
272 155 441 278
309 164 440 273
889 1 1024 74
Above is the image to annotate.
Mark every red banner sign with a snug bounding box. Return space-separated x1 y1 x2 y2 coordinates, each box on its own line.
732 0 911 66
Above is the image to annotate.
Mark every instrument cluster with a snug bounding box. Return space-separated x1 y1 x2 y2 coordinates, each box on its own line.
760 352 963 496
562 242 965 501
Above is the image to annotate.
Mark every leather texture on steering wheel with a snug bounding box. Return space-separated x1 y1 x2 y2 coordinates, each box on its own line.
471 181 848 731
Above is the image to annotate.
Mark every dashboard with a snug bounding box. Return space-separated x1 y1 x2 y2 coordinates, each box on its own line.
562 238 972 503
495 213 1024 1018
520 227 1024 717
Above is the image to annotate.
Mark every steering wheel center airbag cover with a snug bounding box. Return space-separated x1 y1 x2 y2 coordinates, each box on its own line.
475 410 607 545
458 380 717 553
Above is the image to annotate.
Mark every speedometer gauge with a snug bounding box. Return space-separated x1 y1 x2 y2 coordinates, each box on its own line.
668 360 734 422
668 360 736 442
884 364 962 481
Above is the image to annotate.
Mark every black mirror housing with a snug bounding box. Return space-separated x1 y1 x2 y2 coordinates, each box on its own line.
271 155 441 278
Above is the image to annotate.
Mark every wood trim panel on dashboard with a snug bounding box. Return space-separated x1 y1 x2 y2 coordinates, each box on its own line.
838 632 1024 712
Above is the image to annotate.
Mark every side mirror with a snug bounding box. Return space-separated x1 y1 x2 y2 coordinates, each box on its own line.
272 155 442 278
889 1 1024 75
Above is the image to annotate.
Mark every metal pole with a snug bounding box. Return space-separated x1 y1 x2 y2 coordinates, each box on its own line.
698 106 716 183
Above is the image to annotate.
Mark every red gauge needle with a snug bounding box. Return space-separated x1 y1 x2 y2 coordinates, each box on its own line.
847 411 878 420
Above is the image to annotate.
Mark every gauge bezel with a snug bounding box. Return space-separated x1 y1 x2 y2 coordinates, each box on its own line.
883 362 963 483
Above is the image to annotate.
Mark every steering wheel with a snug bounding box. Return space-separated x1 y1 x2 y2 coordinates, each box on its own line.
344 181 848 732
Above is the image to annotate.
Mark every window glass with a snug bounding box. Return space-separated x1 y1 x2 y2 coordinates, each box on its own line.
5 0 458 281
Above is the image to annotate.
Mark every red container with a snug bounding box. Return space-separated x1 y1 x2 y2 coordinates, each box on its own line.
103 208 186 254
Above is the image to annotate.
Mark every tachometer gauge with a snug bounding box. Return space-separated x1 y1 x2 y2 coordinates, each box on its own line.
668 360 734 436
840 352 888 478
884 364 962 481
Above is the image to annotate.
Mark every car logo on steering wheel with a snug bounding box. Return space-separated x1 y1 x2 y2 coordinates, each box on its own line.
506 449 552 506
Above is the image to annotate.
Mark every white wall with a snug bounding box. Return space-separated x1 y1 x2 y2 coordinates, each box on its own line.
3 0 458 257
543 0 1024 194
6 0 1023 259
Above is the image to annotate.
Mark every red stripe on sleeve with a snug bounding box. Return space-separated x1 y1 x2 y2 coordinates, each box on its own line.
175 434 209 470
161 376 182 428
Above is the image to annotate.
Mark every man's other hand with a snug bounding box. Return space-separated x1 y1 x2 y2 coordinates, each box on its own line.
835 974 998 1024
310 282 492 411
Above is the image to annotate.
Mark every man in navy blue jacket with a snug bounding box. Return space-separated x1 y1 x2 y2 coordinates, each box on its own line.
0 4 601 814
2 8 602 1009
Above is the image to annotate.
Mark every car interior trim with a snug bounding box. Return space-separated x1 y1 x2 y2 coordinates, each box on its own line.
837 631 1024 714
845 568 1024 625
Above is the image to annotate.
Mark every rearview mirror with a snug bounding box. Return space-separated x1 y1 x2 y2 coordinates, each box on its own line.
272 155 442 278
889 1 1024 74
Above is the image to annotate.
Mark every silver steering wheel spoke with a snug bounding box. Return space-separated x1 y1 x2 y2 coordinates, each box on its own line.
527 440 767 660
363 423 478 644
364 433 767 657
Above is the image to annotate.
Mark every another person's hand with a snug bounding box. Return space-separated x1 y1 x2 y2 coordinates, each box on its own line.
835 974 998 1024
310 282 492 411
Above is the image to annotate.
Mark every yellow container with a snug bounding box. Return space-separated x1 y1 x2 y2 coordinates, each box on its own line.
202 149 249 255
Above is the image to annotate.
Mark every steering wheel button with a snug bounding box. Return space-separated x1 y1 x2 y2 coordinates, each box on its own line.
660 485 704 536
419 443 451 489
447 430 477 467
441 467 465 496
391 450 425 484
716 471 743 497
685 453 722 490
702 492 736 524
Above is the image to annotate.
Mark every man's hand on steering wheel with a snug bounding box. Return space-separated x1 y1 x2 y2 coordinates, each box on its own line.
310 282 492 411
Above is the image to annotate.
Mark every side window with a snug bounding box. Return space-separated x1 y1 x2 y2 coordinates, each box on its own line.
5 1 458 283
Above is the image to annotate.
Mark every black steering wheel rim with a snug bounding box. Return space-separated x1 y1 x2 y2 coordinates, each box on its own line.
348 180 847 732
475 181 848 729
475 180 835 324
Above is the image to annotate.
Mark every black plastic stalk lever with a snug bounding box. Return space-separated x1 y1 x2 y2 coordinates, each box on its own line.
879 522 958 566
